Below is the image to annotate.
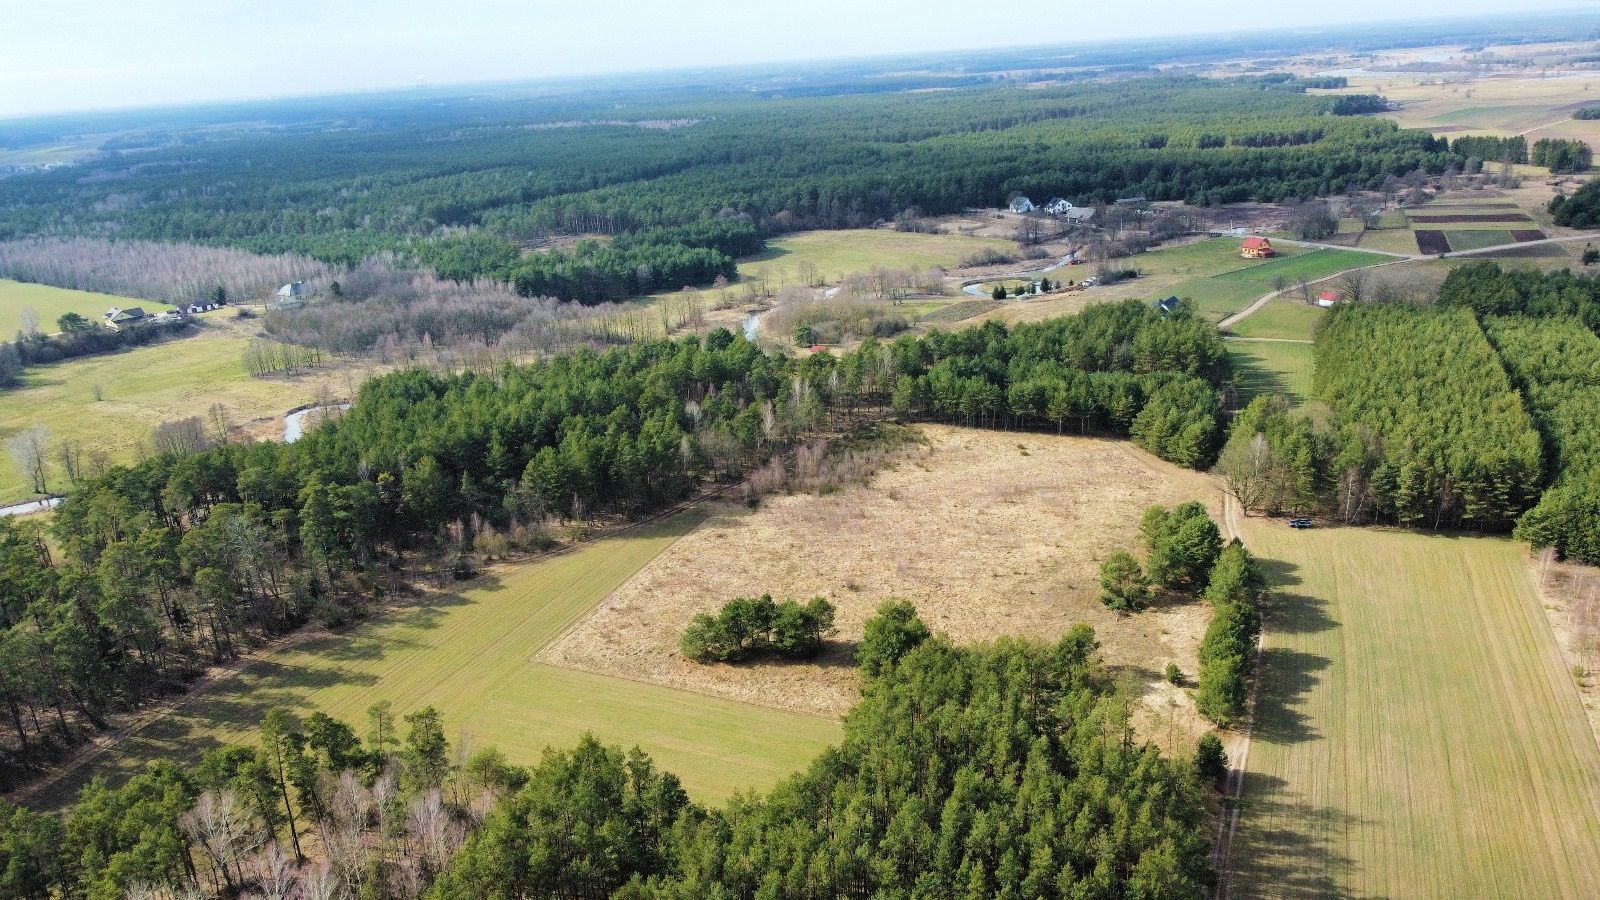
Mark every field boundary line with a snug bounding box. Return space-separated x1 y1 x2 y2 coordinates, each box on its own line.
1211 492 1266 899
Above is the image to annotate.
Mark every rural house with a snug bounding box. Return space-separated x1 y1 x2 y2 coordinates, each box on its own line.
1317 290 1340 308
277 281 306 299
1156 296 1182 314
1241 236 1275 258
103 306 146 329
1009 196 1035 214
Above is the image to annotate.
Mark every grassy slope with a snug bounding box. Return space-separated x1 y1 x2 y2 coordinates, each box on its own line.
30 511 840 810
0 279 174 337
0 320 324 502
1173 249 1387 322
1228 300 1325 341
1233 522 1600 898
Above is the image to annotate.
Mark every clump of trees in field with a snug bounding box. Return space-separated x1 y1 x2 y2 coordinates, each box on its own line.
680 594 836 662
1531 138 1593 173
0 605 1217 899
884 299 1230 467
1550 178 1600 229
1196 543 1264 725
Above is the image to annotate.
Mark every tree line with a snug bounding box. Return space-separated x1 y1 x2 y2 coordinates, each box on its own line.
864 299 1230 468
1220 303 1545 530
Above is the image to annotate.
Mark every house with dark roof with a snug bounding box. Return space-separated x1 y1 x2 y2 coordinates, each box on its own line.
103 306 147 330
1156 296 1182 314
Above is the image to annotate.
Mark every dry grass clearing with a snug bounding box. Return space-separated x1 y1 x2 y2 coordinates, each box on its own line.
1231 521 1600 898
543 425 1222 749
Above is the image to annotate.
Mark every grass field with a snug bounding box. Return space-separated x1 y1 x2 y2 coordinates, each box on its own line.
0 319 327 502
738 229 1015 288
28 511 840 810
1173 249 1387 322
1231 522 1600 898
1228 340 1314 408
1228 300 1325 342
0 279 173 338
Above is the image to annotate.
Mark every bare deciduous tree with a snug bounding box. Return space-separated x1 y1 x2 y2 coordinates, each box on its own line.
7 425 49 494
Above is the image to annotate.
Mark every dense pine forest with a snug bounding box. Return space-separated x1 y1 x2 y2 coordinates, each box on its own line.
0 77 1456 303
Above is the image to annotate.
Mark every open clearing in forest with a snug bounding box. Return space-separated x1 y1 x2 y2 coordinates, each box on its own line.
544 425 1221 751
0 318 335 503
1228 340 1315 409
0 279 173 338
27 512 840 810
736 229 1015 289
1231 522 1600 899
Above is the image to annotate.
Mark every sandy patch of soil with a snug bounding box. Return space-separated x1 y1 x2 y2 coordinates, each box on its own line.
542 425 1222 749
1532 551 1600 746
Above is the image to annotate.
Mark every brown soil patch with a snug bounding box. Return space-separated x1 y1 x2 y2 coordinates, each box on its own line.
542 425 1222 751
1532 551 1600 748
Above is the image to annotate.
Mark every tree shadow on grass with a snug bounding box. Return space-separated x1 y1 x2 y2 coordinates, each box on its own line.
1232 772 1375 900
1253 648 1328 746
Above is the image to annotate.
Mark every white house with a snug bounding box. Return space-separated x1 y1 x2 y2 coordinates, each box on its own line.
276 281 306 299
1009 196 1035 214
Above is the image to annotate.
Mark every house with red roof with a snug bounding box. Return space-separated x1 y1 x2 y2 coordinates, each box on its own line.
1241 236 1275 259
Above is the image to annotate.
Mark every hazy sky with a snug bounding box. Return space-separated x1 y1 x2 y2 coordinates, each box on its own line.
0 0 1591 119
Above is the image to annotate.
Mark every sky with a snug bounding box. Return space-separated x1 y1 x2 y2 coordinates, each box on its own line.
0 0 1593 120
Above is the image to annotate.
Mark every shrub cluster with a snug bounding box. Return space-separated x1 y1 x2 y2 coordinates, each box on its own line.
681 594 836 662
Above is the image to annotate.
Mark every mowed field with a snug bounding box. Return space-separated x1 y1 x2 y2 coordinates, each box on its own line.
1231 521 1600 898
0 318 327 501
1228 340 1314 408
27 512 840 810
0 279 173 338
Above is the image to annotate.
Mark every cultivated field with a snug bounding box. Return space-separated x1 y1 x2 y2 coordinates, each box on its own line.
26 512 840 810
543 425 1222 751
1230 521 1600 898
0 317 336 502
0 278 173 337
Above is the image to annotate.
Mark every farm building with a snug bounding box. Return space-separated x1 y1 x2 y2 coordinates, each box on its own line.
1156 296 1182 314
1042 198 1096 222
103 306 146 329
1317 290 1339 308
277 281 307 299
1009 196 1036 214
1241 236 1276 259
185 300 223 314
